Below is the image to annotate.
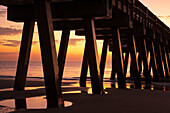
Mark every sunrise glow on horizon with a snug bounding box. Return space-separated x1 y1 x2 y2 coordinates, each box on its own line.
0 0 170 62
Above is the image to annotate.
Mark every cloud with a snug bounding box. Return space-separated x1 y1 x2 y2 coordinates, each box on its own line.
69 39 85 46
0 10 7 17
2 43 19 47
1 40 21 47
158 15 170 19
7 40 20 44
0 39 38 47
0 38 84 47
0 39 5 44
0 27 22 35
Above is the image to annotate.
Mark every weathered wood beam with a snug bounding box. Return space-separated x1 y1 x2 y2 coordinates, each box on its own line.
128 35 141 88
14 19 35 91
80 44 88 87
153 38 165 78
100 39 109 82
137 52 142 74
161 44 170 78
54 20 83 30
168 40 170 52
34 0 62 108
94 15 132 28
87 34 130 40
110 48 116 80
53 15 132 30
136 36 151 84
165 45 170 71
76 28 112 36
112 27 126 88
146 30 159 81
148 39 159 81
75 28 116 36
0 0 73 6
76 29 129 36
83 17 103 94
15 99 27 110
123 50 129 78
76 27 147 38
7 0 112 22
58 29 70 81
79 39 108 88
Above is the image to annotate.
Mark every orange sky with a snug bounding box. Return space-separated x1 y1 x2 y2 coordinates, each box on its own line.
0 0 169 62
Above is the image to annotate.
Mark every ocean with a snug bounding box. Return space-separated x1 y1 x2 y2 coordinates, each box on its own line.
0 61 116 80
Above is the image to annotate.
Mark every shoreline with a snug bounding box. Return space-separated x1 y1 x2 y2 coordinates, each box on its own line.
0 78 170 112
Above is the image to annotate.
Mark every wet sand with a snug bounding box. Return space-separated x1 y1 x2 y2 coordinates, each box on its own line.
0 78 170 113
0 78 79 101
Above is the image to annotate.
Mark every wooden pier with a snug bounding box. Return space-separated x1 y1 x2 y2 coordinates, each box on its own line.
0 0 170 109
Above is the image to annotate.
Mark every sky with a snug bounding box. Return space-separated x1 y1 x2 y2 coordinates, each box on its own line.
0 0 169 62
139 0 170 27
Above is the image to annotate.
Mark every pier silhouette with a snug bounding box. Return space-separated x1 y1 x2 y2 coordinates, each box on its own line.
0 0 170 111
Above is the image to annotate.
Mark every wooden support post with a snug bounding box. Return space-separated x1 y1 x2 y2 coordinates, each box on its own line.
130 54 134 78
83 17 103 94
137 37 151 84
80 39 108 87
110 50 116 80
100 39 109 82
34 0 62 108
165 46 170 71
148 55 153 78
58 29 70 81
153 40 165 78
80 45 88 87
14 19 35 91
161 45 170 78
143 38 151 84
128 35 141 89
124 50 129 78
138 52 142 74
15 99 27 110
149 41 159 81
112 28 126 89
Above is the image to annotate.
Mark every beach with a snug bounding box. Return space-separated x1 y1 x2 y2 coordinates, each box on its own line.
0 78 170 113
0 0 170 112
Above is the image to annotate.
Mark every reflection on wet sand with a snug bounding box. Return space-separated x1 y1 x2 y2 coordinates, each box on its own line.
0 79 170 112
0 96 73 112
